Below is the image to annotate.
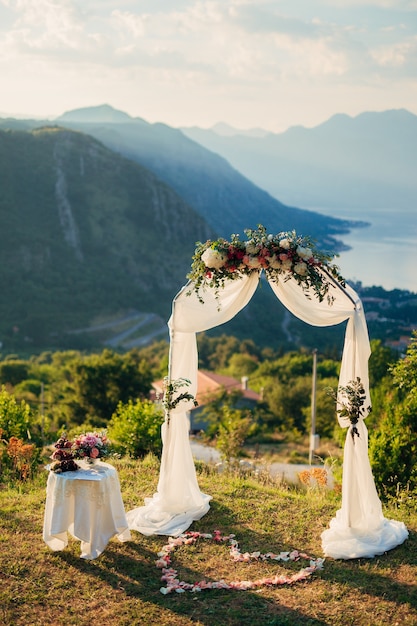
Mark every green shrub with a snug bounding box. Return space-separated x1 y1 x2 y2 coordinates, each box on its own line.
0 385 32 439
213 406 255 462
369 403 417 496
369 332 417 495
107 399 164 458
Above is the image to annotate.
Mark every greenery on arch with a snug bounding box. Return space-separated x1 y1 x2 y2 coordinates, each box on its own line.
187 224 345 305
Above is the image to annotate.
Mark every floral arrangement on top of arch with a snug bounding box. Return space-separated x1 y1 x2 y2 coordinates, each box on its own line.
187 224 345 305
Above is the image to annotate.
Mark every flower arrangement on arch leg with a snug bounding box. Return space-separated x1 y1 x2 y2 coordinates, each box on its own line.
327 377 372 442
186 224 345 306
160 377 198 426
156 530 324 594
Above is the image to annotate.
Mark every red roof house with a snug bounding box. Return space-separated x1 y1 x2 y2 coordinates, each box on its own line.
152 370 260 432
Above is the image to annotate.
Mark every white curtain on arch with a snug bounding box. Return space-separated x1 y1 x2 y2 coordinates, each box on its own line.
127 270 408 557
126 273 260 536
268 273 408 558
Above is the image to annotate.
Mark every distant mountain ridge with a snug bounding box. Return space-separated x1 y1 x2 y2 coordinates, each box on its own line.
0 106 376 353
182 108 417 212
59 103 134 124
54 105 358 250
0 105 360 252
208 122 270 138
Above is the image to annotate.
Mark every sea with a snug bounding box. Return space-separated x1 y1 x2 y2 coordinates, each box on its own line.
316 207 417 293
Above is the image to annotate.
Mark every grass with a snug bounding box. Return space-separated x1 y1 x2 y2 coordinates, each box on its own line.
1 455 416 626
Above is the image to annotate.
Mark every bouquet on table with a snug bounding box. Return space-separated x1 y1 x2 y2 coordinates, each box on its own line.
50 434 79 473
50 431 110 472
71 431 110 463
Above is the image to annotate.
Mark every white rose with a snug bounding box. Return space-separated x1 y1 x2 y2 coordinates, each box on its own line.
245 255 262 269
297 246 313 260
201 248 227 270
281 259 293 271
294 261 308 276
268 254 282 269
245 242 260 255
279 238 291 250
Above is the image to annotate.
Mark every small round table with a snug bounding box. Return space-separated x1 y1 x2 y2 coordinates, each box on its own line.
43 461 131 559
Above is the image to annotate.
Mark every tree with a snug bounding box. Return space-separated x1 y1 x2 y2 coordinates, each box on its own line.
303 377 340 439
223 353 259 378
197 334 241 370
132 341 169 379
215 406 254 463
368 339 397 388
69 349 153 426
197 334 262 370
263 376 311 433
0 360 30 386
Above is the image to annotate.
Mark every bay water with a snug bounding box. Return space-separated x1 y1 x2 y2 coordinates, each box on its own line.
316 207 417 293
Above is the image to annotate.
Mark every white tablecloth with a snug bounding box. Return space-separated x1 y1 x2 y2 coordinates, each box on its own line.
43 461 131 560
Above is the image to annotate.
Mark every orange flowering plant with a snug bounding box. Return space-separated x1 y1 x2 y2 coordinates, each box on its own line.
0 430 37 481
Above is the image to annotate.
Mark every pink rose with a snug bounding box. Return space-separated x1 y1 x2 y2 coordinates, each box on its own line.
244 255 262 269
84 434 98 447
90 447 99 458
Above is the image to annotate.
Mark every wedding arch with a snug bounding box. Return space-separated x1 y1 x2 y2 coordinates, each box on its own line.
127 227 408 559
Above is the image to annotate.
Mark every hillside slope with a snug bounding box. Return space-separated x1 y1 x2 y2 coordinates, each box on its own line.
54 105 359 250
0 126 214 349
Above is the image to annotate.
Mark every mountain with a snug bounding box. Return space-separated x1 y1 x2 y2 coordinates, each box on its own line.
52 106 359 250
59 103 134 124
0 126 214 349
209 122 271 138
182 109 417 212
0 108 373 355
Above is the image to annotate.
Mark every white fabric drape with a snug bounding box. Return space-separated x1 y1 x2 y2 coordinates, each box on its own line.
127 269 408 556
267 272 407 557
127 273 260 536
268 272 371 413
321 418 408 559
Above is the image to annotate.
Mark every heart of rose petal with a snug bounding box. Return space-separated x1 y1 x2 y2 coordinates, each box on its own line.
155 531 324 594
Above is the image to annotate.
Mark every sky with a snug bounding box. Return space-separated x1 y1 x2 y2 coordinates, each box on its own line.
1 0 417 132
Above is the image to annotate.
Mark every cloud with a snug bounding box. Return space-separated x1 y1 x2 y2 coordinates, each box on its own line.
100 3 351 81
0 0 99 59
230 4 325 38
370 36 417 77
1 0 415 82
322 0 417 8
0 0 416 127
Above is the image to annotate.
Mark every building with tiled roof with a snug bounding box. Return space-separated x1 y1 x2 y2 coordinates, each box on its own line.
152 370 260 432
